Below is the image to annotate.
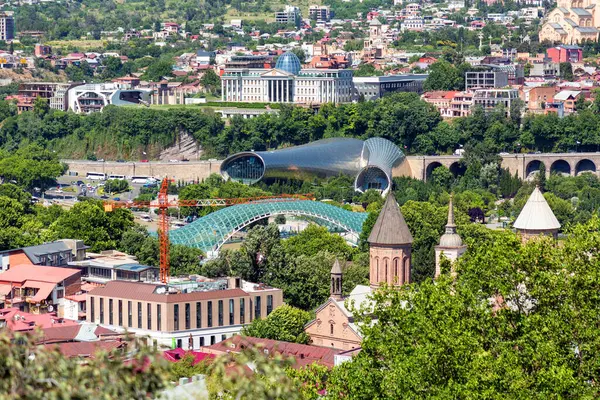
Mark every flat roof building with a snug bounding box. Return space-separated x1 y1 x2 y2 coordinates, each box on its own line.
86 277 283 349
353 74 427 100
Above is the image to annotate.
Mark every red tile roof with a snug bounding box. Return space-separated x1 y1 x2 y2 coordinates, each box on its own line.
163 348 215 364
0 264 80 284
53 340 125 358
87 281 249 303
0 308 78 332
37 324 119 344
203 336 340 369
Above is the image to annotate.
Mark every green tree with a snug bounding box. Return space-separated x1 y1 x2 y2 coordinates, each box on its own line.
50 199 134 251
283 225 354 259
328 218 600 398
559 62 574 81
0 332 168 398
354 63 383 77
169 354 209 381
143 58 173 81
241 304 312 344
423 60 460 91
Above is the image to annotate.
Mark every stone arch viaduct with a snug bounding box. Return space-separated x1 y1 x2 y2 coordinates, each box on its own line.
63 152 600 184
396 153 600 181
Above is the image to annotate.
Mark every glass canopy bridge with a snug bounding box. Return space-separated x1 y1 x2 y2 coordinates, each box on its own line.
168 200 368 254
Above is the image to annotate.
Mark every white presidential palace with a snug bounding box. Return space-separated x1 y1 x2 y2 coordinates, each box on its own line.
220 51 354 105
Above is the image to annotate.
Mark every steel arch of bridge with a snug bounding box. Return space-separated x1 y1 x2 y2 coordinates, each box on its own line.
168 200 368 253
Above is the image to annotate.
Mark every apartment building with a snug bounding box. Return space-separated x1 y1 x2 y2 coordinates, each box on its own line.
87 278 283 349
275 6 302 27
421 91 457 118
465 70 509 90
473 88 520 114
450 91 473 118
0 12 14 41
309 5 333 22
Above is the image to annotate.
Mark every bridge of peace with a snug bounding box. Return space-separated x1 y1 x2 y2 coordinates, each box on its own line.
64 151 600 184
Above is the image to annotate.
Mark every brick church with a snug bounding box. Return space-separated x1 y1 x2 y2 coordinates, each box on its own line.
304 194 465 350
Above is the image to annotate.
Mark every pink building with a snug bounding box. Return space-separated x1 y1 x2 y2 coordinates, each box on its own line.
546 45 582 64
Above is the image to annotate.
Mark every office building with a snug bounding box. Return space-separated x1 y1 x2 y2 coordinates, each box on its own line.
221 51 354 104
309 5 333 22
353 74 427 100
68 83 152 113
465 70 509 90
86 277 283 349
0 12 14 41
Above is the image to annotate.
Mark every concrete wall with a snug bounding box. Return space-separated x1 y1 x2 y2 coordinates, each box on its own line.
64 152 600 184
63 160 223 182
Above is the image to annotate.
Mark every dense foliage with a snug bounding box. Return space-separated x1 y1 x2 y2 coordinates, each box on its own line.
241 304 312 344
327 218 600 398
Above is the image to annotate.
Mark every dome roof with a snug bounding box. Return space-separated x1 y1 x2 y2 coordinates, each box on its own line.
439 233 463 248
275 51 302 75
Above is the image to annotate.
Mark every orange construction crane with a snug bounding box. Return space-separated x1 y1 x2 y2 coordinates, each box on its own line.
104 177 313 284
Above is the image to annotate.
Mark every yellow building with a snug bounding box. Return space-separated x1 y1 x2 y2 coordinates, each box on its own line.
540 0 600 44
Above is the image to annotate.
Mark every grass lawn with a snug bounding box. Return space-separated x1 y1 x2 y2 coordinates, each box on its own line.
46 39 106 50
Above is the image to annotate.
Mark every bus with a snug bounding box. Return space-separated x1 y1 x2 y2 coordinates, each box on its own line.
131 176 150 184
86 172 106 181
108 174 126 180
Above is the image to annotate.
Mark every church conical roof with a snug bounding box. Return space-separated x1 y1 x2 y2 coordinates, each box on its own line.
331 258 342 274
513 186 561 231
368 194 413 245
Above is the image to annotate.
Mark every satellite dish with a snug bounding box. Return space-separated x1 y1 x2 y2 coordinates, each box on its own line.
47 305 54 312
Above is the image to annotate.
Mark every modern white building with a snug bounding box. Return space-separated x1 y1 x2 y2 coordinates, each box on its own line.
67 83 152 113
221 52 354 104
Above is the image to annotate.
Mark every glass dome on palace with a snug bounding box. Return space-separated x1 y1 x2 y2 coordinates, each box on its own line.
275 52 302 75
220 137 405 195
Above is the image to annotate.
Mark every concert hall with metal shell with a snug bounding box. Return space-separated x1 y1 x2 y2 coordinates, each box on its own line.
219 137 405 195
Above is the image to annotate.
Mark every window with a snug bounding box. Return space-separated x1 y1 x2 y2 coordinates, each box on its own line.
118 300 122 326
200 337 205 346
176 339 182 349
99 298 104 324
229 299 234 325
218 300 224 326
222 334 226 342
267 295 273 315
330 323 334 335
90 296 95 322
147 303 152 330
128 301 132 327
174 304 179 331
240 298 245 324
137 303 142 328
196 302 202 328
207 301 213 327
157 304 161 331
255 296 261 319
185 303 190 330
210 336 216 345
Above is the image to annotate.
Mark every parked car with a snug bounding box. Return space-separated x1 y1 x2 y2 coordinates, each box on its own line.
113 197 121 201
140 159 149 163
116 159 126 163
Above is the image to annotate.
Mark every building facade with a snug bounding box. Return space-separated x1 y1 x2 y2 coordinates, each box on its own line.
465 70 509 90
87 278 283 349
546 45 583 62
221 52 353 104
68 83 152 113
275 6 302 27
434 197 466 277
0 12 14 41
353 74 427 100
305 194 414 350
540 1 600 44
309 5 333 22
473 88 520 114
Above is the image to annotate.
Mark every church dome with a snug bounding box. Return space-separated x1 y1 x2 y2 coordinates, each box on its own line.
275 51 302 75
438 232 463 248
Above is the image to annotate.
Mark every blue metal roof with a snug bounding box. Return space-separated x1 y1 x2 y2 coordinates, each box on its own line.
275 51 302 75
